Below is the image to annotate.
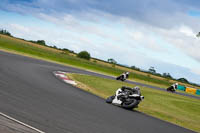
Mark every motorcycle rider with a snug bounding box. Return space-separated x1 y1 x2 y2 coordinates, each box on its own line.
116 72 130 81
168 83 178 91
125 72 129 79
172 83 178 90
167 82 178 92
113 86 141 104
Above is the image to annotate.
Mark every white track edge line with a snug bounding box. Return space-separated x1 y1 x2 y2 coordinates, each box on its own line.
0 112 45 133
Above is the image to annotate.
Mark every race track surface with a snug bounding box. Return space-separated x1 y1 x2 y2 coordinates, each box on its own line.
0 51 196 133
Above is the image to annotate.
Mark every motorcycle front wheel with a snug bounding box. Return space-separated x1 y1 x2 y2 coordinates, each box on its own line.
106 95 115 103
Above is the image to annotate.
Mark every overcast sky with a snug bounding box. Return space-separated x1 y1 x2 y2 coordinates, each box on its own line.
0 0 200 84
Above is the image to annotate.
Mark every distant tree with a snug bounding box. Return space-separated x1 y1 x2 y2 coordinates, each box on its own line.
130 65 140 71
162 73 172 79
70 50 75 54
108 58 117 67
36 40 46 46
107 58 117 64
196 32 200 38
148 66 156 74
0 29 12 36
62 48 75 53
77 51 91 60
52 45 58 49
131 66 136 69
62 48 70 52
107 58 117 67
177 78 189 83
154 73 162 76
62 48 70 54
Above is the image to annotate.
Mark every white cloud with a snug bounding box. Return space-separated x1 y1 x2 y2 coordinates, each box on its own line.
9 24 30 34
190 68 200 76
156 24 200 64
130 31 143 41
179 25 196 37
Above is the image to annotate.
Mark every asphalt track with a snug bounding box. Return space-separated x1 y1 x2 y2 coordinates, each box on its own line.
0 51 197 133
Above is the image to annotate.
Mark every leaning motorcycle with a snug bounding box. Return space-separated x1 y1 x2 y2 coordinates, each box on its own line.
116 74 127 81
106 89 144 109
166 86 176 92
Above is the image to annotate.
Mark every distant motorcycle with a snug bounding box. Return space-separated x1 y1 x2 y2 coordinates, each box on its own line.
106 88 144 109
166 86 176 92
116 72 129 81
166 83 178 93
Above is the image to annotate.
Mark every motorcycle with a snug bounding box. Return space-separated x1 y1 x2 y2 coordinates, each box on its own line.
116 72 129 81
166 86 176 92
106 89 144 109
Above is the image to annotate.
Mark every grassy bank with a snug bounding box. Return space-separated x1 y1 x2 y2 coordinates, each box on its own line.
68 73 200 132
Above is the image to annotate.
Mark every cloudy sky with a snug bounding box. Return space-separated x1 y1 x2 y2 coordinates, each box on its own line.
0 0 200 83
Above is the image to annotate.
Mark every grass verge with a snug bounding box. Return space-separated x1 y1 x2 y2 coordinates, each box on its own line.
68 73 200 132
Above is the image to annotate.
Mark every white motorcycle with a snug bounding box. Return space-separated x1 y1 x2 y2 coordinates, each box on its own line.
116 72 129 81
106 89 144 109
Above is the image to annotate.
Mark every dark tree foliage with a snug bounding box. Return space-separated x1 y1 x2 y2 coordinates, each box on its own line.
162 73 172 78
154 73 162 76
36 40 46 45
0 29 12 36
130 66 140 71
196 32 200 37
77 51 91 60
29 40 46 46
62 48 75 53
178 78 189 83
52 45 57 49
107 58 117 64
107 58 117 67
148 66 156 74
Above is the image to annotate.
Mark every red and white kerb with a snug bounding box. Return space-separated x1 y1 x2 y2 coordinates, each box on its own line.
54 71 77 85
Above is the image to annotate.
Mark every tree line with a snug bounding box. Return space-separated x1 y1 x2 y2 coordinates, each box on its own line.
0 29 12 36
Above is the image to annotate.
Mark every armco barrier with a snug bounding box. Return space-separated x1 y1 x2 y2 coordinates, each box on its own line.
196 89 200 95
177 85 186 91
185 87 197 94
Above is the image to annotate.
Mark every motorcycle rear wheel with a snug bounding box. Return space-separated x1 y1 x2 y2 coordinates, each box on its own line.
167 86 175 92
122 99 139 109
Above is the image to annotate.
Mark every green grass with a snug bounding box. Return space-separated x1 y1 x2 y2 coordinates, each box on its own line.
0 35 173 87
68 73 200 132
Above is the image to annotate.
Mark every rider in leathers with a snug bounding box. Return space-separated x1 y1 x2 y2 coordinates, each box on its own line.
115 86 141 103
